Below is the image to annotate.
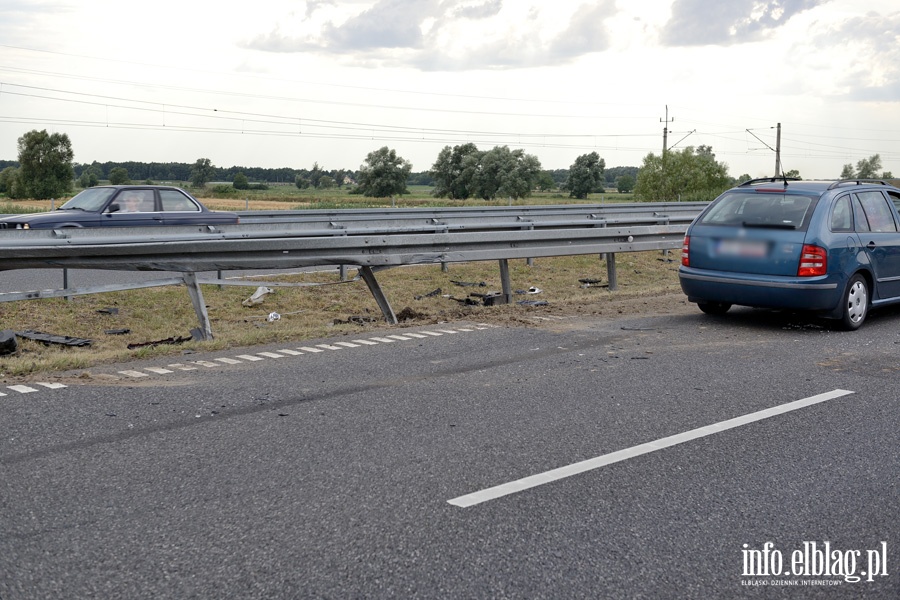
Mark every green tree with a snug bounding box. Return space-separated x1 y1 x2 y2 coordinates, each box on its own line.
564 152 605 199
318 175 336 189
535 171 556 192
616 174 635 193
17 129 74 199
357 147 412 198
430 143 481 199
295 175 310 189
634 146 730 201
108 167 130 185
840 164 855 179
190 158 215 188
784 169 801 179
77 168 99 188
496 148 542 200
233 172 249 190
855 154 882 179
308 162 324 188
0 166 21 196
439 146 542 201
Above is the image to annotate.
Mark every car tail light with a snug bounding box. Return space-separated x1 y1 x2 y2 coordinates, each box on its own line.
798 244 827 277
681 236 690 267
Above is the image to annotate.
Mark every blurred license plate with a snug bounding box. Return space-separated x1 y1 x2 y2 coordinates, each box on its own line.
717 239 768 257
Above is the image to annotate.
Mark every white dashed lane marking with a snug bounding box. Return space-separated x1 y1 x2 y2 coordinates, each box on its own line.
448 389 855 508
5 325 497 397
8 385 38 393
119 370 149 378
2 382 68 396
215 358 243 365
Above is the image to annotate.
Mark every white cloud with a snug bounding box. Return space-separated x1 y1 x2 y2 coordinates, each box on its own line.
245 0 618 70
661 0 824 46
0 0 898 178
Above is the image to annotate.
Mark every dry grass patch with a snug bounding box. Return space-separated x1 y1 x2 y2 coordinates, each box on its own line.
0 251 686 378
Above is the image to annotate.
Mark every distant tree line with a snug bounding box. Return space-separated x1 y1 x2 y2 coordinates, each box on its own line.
5 128 893 203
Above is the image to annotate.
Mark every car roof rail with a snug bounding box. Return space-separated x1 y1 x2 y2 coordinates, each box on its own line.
827 179 891 190
738 176 802 188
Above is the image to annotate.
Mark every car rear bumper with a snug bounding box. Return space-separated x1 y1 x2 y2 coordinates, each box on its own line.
678 266 842 312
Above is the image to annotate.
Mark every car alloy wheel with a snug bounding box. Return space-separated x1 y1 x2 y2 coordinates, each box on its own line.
841 274 868 330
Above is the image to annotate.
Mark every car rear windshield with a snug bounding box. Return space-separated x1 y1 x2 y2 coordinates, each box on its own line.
699 192 817 229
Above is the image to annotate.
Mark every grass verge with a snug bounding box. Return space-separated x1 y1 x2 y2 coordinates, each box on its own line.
0 252 685 379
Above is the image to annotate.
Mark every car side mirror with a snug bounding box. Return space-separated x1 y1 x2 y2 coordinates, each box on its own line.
108 203 121 213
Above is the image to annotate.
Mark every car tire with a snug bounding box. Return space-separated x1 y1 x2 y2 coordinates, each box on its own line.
697 301 732 315
839 274 868 330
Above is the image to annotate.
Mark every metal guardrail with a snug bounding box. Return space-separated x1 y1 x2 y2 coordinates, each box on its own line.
0 203 704 338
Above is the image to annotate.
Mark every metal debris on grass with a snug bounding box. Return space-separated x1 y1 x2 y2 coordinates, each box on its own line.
127 335 192 350
0 330 17 355
16 330 93 347
414 288 442 300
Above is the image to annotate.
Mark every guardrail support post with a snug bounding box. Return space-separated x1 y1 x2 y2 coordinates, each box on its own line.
183 272 214 340
606 253 618 291
358 266 398 325
499 259 513 303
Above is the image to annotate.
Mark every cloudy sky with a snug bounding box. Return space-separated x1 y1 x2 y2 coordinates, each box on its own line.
1 0 898 179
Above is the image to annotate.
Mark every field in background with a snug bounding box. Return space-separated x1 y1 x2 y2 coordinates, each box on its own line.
1 185 636 214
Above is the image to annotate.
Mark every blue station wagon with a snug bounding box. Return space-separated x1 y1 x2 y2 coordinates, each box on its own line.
679 178 900 330
0 185 239 229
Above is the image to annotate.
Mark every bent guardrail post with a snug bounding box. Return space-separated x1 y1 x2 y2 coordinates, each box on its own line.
182 272 213 340
358 266 398 325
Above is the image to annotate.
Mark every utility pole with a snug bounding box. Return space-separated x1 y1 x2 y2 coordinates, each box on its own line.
774 122 782 177
661 105 674 156
661 105 674 199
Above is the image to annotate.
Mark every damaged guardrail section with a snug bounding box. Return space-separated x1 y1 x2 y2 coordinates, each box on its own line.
0 202 703 338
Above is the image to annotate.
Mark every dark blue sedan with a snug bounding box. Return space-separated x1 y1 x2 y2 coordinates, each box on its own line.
0 185 239 229
679 178 900 329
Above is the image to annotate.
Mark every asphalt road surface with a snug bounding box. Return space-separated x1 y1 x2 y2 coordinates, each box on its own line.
1 306 898 598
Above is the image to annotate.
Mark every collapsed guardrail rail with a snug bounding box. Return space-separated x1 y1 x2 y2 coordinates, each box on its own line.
0 203 703 338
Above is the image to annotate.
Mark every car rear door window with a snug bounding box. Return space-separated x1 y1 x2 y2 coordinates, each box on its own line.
856 191 897 232
161 190 200 212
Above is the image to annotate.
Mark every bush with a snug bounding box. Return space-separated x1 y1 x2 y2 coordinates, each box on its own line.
211 184 237 196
